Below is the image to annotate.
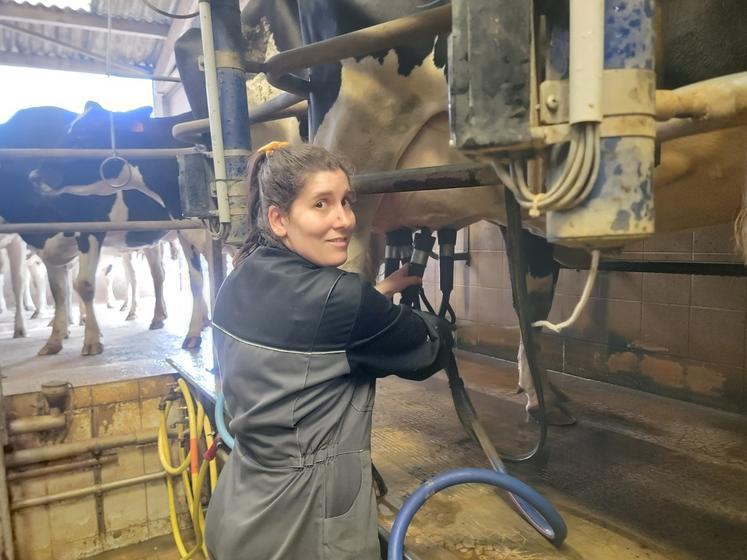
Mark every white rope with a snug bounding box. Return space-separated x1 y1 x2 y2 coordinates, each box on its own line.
532 249 600 333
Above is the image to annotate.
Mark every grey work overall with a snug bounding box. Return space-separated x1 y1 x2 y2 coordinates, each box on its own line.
205 245 453 560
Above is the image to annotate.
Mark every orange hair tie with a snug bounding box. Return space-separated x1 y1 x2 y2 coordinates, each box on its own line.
256 141 289 156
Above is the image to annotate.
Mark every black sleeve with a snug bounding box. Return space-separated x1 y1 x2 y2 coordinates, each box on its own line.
346 282 454 380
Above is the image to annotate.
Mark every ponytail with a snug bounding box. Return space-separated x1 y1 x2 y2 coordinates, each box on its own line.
233 150 269 266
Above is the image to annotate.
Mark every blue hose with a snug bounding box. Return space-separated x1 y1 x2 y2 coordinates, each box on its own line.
215 392 235 450
388 468 567 560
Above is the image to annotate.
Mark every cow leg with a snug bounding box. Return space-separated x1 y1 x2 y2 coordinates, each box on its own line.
28 257 47 319
143 245 167 329
104 263 117 309
6 236 29 338
122 253 138 320
75 234 104 356
177 230 209 349
22 265 34 311
501 227 575 426
39 263 69 355
0 250 7 314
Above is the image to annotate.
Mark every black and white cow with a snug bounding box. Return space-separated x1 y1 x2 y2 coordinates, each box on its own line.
175 0 747 424
0 105 209 355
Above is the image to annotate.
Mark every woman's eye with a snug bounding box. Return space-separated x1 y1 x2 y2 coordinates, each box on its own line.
315 200 326 209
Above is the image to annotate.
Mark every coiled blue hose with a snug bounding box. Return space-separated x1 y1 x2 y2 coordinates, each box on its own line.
388 468 567 560
215 392 235 450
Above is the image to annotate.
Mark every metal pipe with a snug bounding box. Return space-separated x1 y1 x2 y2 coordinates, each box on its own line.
5 430 161 468
10 471 166 511
0 377 16 560
656 72 747 141
562 260 747 277
198 0 230 225
264 5 451 93
352 163 496 195
0 220 203 235
172 92 306 144
7 456 117 482
0 148 199 159
8 415 66 435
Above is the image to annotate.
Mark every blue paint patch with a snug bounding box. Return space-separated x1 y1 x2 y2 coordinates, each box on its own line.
630 174 653 221
604 0 654 70
611 209 631 231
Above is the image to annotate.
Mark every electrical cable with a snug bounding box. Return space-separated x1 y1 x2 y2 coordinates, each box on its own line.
491 123 601 218
141 0 199 19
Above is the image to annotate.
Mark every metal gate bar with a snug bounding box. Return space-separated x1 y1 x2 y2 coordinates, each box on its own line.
263 5 451 94
0 148 200 159
0 219 203 234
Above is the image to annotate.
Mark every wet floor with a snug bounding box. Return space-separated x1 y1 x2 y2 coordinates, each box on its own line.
1 305 746 559
373 352 747 559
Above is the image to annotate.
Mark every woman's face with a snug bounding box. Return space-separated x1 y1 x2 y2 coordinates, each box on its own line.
270 169 356 267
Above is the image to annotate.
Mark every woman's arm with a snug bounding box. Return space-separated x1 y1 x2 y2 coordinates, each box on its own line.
374 263 422 299
346 282 454 380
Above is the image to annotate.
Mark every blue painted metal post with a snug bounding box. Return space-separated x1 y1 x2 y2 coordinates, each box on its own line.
210 0 251 246
546 0 656 246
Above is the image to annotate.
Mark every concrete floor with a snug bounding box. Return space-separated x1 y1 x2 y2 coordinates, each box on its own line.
1 302 745 559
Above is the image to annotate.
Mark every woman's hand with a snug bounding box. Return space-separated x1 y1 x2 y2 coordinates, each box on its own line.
375 263 422 299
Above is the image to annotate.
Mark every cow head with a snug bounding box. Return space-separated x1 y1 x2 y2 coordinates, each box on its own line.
30 102 153 195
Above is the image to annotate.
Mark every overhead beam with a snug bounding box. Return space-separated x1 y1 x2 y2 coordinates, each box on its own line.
0 2 169 40
0 52 179 82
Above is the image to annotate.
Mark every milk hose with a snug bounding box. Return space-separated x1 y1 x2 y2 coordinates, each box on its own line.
387 468 567 560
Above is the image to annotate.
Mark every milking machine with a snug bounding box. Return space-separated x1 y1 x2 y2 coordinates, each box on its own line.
382 227 566 555
447 0 656 451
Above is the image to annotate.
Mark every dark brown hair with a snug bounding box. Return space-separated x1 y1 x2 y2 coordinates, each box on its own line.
234 143 352 265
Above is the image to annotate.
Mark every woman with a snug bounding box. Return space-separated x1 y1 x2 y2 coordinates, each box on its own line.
205 142 454 559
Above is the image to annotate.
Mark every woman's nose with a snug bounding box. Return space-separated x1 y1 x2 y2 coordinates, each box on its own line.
335 204 355 229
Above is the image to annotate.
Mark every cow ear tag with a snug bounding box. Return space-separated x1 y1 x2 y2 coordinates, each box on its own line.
131 121 145 133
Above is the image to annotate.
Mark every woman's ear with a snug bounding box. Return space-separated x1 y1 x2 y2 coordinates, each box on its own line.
267 206 288 238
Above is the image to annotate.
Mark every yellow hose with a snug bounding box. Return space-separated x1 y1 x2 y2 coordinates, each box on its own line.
159 403 194 557
158 379 221 560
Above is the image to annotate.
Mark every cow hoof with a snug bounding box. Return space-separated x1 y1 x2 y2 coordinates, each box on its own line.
79 319 86 327
30 310 40 320
149 319 165 330
38 342 63 355
528 403 576 427
107 303 115 309
13 328 27 338
125 312 137 321
120 303 129 312
181 336 202 350
81 342 104 356
24 304 34 312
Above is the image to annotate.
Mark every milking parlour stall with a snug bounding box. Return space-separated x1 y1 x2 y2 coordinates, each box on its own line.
0 0 745 559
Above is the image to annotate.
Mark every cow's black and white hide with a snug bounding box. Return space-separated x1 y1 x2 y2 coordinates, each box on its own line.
0 104 208 355
30 102 215 352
